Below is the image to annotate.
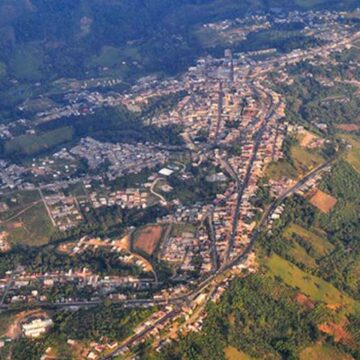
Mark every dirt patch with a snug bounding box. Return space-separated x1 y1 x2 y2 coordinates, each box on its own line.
295 293 315 310
309 190 337 213
0 231 11 252
300 131 318 147
319 318 355 348
326 303 343 312
133 225 163 256
6 221 23 230
336 124 360 132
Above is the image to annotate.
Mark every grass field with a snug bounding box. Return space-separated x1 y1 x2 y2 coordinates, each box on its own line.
339 134 360 174
5 126 74 157
90 46 125 68
265 159 297 180
9 44 44 81
225 346 253 360
266 143 324 180
287 241 318 269
0 192 54 247
266 254 358 312
0 190 41 221
5 202 54 246
291 145 324 175
284 223 334 257
299 344 354 360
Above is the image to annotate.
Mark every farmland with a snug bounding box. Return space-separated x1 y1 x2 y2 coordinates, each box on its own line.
287 240 318 269
265 141 324 181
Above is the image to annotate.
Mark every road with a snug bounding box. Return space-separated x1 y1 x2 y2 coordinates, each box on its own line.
206 210 219 271
224 87 276 262
37 187 56 227
102 307 181 360
150 177 167 203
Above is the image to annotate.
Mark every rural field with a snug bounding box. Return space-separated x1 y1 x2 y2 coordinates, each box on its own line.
132 225 163 256
265 159 297 180
339 134 360 174
3 203 54 246
265 141 324 181
224 346 253 360
287 240 318 270
0 190 54 246
265 254 358 312
290 145 324 175
4 126 74 157
283 223 334 256
299 344 354 360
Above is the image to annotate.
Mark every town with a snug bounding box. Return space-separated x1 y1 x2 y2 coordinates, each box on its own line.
0 7 360 360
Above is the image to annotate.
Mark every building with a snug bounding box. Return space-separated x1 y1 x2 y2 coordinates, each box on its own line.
22 318 54 338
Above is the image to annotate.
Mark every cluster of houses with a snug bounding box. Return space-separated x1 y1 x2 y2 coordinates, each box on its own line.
160 231 198 272
44 192 83 231
58 236 152 273
87 188 149 209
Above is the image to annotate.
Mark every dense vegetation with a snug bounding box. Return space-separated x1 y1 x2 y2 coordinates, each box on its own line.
147 275 358 360
0 304 154 359
0 245 146 278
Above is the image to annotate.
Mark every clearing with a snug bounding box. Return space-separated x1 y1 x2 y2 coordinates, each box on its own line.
339 134 360 174
133 225 163 256
224 346 253 360
284 223 334 256
265 160 297 180
4 126 74 157
309 189 337 213
291 145 324 175
4 203 54 246
287 240 318 269
299 344 354 360
298 130 319 148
